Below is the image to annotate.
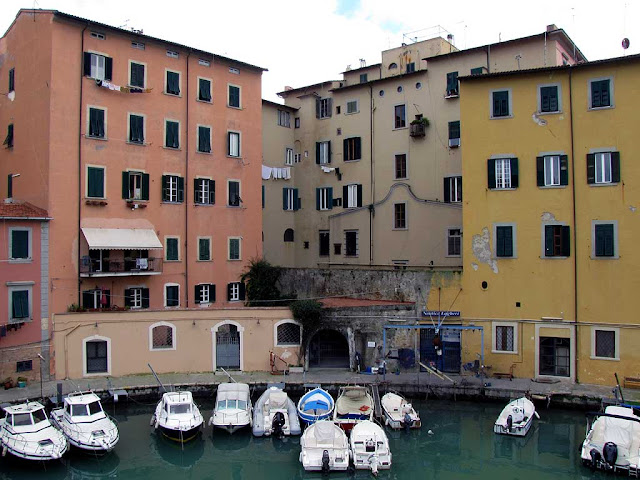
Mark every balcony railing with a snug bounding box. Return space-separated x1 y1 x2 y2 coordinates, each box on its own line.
80 256 163 277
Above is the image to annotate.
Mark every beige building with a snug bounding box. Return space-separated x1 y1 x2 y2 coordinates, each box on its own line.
262 26 585 270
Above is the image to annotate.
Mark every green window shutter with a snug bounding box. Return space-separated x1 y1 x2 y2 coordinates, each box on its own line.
343 185 348 209
229 85 239 107
540 86 558 112
199 79 211 101
83 52 92 76
282 188 288 210
487 159 496 188
194 285 202 304
161 175 169 201
130 115 143 143
193 179 200 203
141 173 149 200
87 167 104 198
343 138 348 159
586 154 596 184
12 290 28 318
239 282 246 301
611 152 621 183
141 288 150 308
544 225 554 256
227 284 233 301
356 184 363 207
595 224 614 257
355 137 361 160
89 108 105 137
443 178 451 203
446 72 458 94
496 226 513 257
11 230 28 259
561 226 571 257
510 158 519 188
210 284 216 303
327 98 333 118
315 142 321 164
209 180 216 204
316 188 321 210
198 126 210 153
199 238 209 260
104 57 113 81
493 91 509 117
294 188 301 211
600 80 610 106
327 141 332 164
559 155 569 186
327 187 333 210
167 238 178 261
122 171 130 199
166 121 179 148
167 71 179 95
124 289 132 307
448 121 460 140
470 67 484 75
177 176 184 202
536 157 545 186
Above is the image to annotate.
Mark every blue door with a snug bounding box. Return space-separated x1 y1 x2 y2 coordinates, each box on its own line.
216 325 240 369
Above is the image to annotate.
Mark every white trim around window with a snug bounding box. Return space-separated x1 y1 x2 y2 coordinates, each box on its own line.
149 321 177 352
537 82 562 114
164 68 182 96
591 220 619 259
492 321 518 354
82 335 111 377
7 283 33 323
86 105 108 139
590 326 620 361
128 60 147 88
228 236 242 261
127 112 146 145
273 319 303 347
164 282 180 308
446 227 462 258
85 164 106 199
8 227 32 262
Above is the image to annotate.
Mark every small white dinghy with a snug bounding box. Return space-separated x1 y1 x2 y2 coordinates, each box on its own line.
494 397 539 436
151 391 204 443
252 386 301 437
299 420 350 473
50 391 119 452
209 383 252 434
381 392 421 430
0 401 68 461
350 420 392 476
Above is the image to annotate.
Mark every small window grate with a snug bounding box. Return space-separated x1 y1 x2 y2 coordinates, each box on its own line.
166 50 179 58
277 323 301 345
90 32 105 40
595 330 615 358
131 42 145 50
153 326 173 349
199 59 210 67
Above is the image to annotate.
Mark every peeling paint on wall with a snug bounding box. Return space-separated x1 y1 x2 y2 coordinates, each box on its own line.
630 205 637 213
541 212 557 222
531 112 547 126
471 227 498 273
471 263 478 271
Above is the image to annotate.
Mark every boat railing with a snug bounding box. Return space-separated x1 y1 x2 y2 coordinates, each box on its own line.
2 429 66 455
62 414 119 443
168 412 203 430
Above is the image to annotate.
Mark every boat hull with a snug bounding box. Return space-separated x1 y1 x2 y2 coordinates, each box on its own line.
212 421 250 435
494 397 537 437
1 443 68 461
493 417 533 437
159 425 201 443
297 388 335 426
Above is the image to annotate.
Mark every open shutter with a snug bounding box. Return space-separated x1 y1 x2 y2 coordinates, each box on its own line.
141 288 150 308
209 180 216 204
282 188 288 210
161 175 168 201
122 172 130 199
82 291 93 309
327 98 333 117
177 177 185 203
561 226 571 257
210 285 216 303
503 227 513 257
357 185 363 207
193 179 199 203
327 187 333 209
544 225 554 256
487 160 496 189
559 155 569 186
294 188 301 210
83 52 92 76
315 98 321 118
443 178 451 203
343 138 348 159
141 173 149 200
315 142 320 164
586 154 596 184
239 282 246 301
227 283 233 301
611 152 621 183
316 188 321 210
327 141 331 163
194 285 202 304
536 157 545 186
510 158 519 188
343 185 348 209
124 289 132 307
355 137 361 160
104 57 113 81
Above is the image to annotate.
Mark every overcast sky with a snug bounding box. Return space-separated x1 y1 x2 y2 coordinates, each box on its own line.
1 0 638 101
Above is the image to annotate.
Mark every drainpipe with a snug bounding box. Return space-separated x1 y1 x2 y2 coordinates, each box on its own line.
185 50 191 307
63 323 83 380
486 46 491 73
77 24 89 306
369 84 374 264
569 68 579 383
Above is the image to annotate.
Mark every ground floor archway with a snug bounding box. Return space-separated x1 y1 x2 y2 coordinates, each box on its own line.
308 329 349 368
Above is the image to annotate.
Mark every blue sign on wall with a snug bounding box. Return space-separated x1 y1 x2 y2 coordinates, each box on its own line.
422 310 461 317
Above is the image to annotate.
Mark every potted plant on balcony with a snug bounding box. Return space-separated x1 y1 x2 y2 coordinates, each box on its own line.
410 116 429 137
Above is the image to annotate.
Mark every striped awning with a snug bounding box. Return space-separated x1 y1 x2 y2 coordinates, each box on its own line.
81 227 162 250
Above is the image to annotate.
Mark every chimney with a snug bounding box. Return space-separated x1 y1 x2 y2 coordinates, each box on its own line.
447 33 454 44
546 24 558 32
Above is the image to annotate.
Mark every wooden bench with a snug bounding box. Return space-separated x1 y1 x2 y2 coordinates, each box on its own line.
624 377 640 389
493 364 516 381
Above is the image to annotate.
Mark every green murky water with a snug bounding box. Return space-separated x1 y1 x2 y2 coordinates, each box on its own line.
0 398 611 479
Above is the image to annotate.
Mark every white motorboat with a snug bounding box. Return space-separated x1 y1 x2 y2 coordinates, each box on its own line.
299 420 350 473
381 392 421 430
350 420 392 476
0 401 68 461
333 385 374 432
151 391 204 442
581 405 640 474
493 396 539 436
50 391 119 452
208 383 252 434
297 387 334 425
252 385 301 437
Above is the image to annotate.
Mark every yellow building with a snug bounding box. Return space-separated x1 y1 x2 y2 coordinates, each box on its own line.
459 54 640 386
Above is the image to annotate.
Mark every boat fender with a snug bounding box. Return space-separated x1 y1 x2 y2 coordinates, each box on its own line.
534 411 540 419
403 412 412 432
322 449 330 475
603 442 617 468
149 414 155 427
2 446 6 457
589 448 601 470
272 412 286 439
369 454 379 477
506 415 513 432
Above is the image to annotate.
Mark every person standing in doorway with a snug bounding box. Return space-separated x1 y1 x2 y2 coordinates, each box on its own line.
432 333 444 372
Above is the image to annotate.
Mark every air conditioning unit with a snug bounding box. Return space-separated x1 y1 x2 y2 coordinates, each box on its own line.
449 138 461 148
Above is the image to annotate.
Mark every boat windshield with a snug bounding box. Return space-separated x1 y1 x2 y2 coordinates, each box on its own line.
237 400 247 410
13 413 32 426
32 409 47 424
170 404 191 414
71 404 89 416
88 401 103 415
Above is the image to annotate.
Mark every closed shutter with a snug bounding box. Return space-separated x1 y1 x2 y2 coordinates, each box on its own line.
356 184 363 207
493 91 508 116
611 152 621 183
496 226 513 257
104 57 112 81
510 158 519 188
122 172 130 199
536 157 545 186
141 288 150 308
82 290 93 309
83 52 92 76
540 86 558 112
595 224 614 257
199 238 209 260
544 225 554 256
124 289 132 307
487 160 496 188
167 239 177 261
194 285 203 304
87 167 104 198
559 155 569 186
561 226 571 257
448 121 460 140
586 154 596 184
177 177 184 202
443 178 451 203
142 173 150 200
209 180 216 204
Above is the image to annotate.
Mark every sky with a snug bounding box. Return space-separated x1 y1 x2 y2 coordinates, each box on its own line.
1 0 638 102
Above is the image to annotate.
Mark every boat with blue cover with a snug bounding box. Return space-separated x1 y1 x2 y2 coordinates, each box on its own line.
297 387 334 425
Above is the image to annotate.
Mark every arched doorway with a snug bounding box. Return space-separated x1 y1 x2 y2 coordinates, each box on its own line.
212 322 243 370
308 329 349 368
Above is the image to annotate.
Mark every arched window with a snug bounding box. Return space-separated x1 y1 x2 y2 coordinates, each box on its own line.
389 62 398 70
284 228 294 242
274 320 302 346
149 322 176 351
82 335 111 376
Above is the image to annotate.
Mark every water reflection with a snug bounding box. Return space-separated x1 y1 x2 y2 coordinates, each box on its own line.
65 451 120 479
150 431 205 468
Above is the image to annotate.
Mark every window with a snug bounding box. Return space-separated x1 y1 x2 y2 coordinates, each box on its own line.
198 78 211 102
4 124 13 148
166 70 180 95
345 100 359 115
495 225 515 258
395 154 407 179
590 78 612 108
161 175 184 203
389 63 397 70
83 52 112 81
284 228 294 242
283 188 300 211
228 85 241 108
82 289 110 309
359 73 368 83
319 231 330 256
122 171 149 200
343 137 361 161
165 120 179 149
316 98 332 119
294 118 300 128
394 104 406 128
198 237 211 261
228 180 241 206
406 62 415 73
470 67 485 75
488 158 518 189
539 337 570 377
277 110 290 127
87 166 105 198
448 121 460 147
593 222 617 258
85 339 108 374
199 59 210 67
334 243 342 255
446 72 459 96
165 284 180 307
165 237 179 261
537 155 568 187
285 148 294 165
587 152 620 185
229 67 239 74
10 289 29 321
195 284 215 304
16 360 32 372
294 153 301 163
88 107 105 138
8 68 15 92
129 62 145 88
9 229 30 261
166 50 179 58
131 41 145 50
315 141 331 164
316 187 333 211
491 90 511 118
448 228 461 256
544 225 570 257
394 203 406 229
197 125 211 153
129 114 144 144
124 287 149 309
444 176 462 203
151 323 175 349
494 324 516 352
539 85 560 113
344 184 362 208
228 131 240 157
194 178 215 205
345 230 358 257
276 321 302 346
592 328 618 359
227 282 245 302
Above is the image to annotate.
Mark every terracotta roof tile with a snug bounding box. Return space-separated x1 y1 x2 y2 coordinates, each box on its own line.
0 201 49 219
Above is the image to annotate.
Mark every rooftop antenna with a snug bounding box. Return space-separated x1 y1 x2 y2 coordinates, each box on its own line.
118 19 130 29
359 58 366 68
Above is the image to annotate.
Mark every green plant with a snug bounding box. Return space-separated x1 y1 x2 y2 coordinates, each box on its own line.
289 299 324 363
410 116 430 127
240 258 283 306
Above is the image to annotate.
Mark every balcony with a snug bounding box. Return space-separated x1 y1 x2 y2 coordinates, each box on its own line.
409 123 426 137
80 253 163 277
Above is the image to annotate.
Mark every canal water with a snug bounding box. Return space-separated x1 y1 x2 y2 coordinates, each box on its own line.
0 398 611 479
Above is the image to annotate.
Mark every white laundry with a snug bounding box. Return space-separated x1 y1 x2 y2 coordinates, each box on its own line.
262 165 272 180
321 166 335 173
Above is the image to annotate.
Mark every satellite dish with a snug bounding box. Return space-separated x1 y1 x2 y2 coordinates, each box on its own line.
622 38 630 49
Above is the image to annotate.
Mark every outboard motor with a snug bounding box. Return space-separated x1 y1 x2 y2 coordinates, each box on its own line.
321 449 330 475
506 414 513 432
589 448 602 470
272 412 286 438
603 442 618 469
402 412 412 432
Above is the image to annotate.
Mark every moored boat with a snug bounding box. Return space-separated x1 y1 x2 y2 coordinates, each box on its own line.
297 387 334 426
0 401 68 461
299 420 350 473
333 385 374 432
50 391 119 452
151 391 203 442
252 385 301 437
208 383 252 434
493 397 538 437
381 392 421 430
350 420 392 476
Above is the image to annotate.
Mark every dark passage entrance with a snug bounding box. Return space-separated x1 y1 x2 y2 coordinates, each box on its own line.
419 327 461 373
308 329 349 368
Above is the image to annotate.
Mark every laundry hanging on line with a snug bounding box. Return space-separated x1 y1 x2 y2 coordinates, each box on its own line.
96 79 153 94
